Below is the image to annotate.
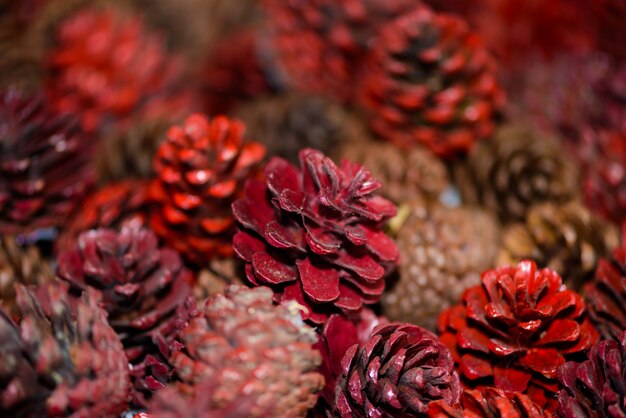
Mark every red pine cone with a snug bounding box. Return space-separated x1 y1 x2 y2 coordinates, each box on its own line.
150 113 266 264
358 6 504 158
232 148 398 324
0 89 94 234
438 260 599 407
336 323 461 417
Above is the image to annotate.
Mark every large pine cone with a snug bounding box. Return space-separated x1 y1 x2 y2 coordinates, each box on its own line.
150 113 265 264
0 281 131 417
456 124 580 223
336 323 461 417
498 201 620 291
232 149 398 324
168 285 325 417
358 6 504 158
438 260 599 407
382 204 500 331
0 89 94 234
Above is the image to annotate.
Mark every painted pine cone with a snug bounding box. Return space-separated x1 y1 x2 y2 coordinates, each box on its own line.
150 113 266 264
358 6 504 158
168 285 324 417
336 323 461 417
0 89 94 234
232 148 398 324
0 281 131 417
438 260 599 407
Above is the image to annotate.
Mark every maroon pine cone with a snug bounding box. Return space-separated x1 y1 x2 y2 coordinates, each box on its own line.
438 260 599 407
232 148 398 324
0 89 94 234
336 323 461 417
358 6 504 158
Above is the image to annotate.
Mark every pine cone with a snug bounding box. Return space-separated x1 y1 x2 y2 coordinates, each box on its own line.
382 204 501 331
0 281 131 417
0 89 94 234
192 257 242 304
428 387 552 417
557 332 626 417
232 148 398 324
336 323 461 416
438 260 599 407
498 201 620 291
358 6 504 158
150 113 266 264
456 124 580 223
168 285 325 417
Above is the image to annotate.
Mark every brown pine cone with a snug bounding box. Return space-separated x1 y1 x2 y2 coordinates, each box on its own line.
382 204 500 331
456 124 580 223
192 257 242 305
498 201 620 291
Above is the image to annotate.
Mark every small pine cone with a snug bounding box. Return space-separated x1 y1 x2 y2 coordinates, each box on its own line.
358 6 505 158
150 113 266 264
438 260 599 407
0 281 131 417
382 204 501 331
336 323 461 417
236 93 364 165
169 285 325 417
498 201 620 291
0 89 95 234
428 388 552 418
232 149 398 324
192 257 242 304
557 332 626 417
54 179 150 255
456 124 580 223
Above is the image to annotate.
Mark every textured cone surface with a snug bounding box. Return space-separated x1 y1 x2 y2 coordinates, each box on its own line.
498 201 620 291
383 204 500 331
192 257 242 305
0 281 131 417
438 260 599 407
150 113 265 264
232 148 398 324
456 124 580 223
169 285 324 417
0 89 94 234
358 6 504 158
336 323 461 417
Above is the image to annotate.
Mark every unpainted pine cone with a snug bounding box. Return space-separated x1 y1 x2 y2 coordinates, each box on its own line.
455 124 580 223
498 201 620 291
192 257 242 305
382 204 501 331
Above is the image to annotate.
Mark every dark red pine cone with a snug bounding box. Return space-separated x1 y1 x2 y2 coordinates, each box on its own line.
438 260 599 407
232 148 398 324
336 323 461 417
358 6 504 158
150 113 266 264
0 89 94 235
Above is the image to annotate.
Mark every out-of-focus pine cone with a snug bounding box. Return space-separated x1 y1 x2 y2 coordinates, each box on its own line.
428 387 552 417
232 149 398 324
150 113 266 264
438 260 599 407
0 281 131 417
263 0 416 102
382 204 500 331
0 89 94 235
456 124 580 223
336 323 461 417
54 179 150 255
168 285 325 417
358 6 505 158
557 332 626 417
498 201 620 291
237 93 363 165
192 257 242 304
585 0 626 61
0 236 53 318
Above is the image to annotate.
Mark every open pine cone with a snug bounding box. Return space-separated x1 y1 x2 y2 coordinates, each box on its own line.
232 148 398 324
0 281 131 417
